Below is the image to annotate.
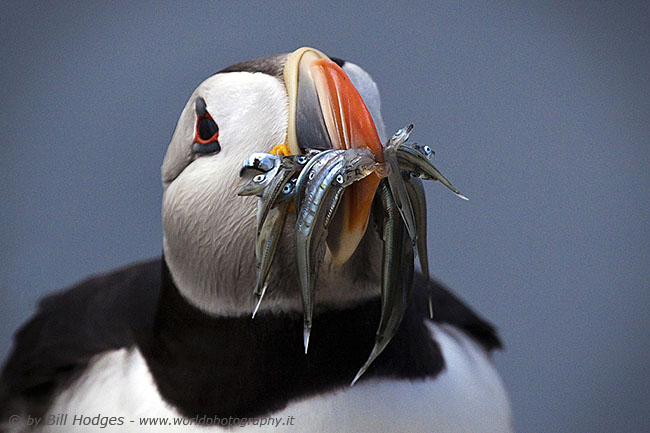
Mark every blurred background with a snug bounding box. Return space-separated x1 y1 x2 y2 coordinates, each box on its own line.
1 1 648 431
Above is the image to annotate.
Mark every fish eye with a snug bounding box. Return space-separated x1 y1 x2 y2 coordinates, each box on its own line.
253 174 266 183
423 145 433 155
192 97 221 154
282 183 293 194
336 174 345 184
297 156 307 164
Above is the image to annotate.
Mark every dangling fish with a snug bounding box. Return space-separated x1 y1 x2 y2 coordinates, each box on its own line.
238 125 468 382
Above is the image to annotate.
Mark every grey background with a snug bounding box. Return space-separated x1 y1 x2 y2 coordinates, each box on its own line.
1 1 648 431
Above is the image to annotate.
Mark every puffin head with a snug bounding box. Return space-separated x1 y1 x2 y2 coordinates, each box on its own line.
161 48 387 316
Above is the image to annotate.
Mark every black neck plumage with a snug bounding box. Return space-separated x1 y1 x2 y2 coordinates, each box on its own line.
138 258 444 418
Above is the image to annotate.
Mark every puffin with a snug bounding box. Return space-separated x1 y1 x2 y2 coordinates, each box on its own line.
0 48 513 432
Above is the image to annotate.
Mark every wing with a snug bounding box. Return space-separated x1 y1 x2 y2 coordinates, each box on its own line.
420 273 503 352
0 258 162 421
0 257 501 422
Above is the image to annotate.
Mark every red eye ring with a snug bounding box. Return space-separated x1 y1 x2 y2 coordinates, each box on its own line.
194 111 219 144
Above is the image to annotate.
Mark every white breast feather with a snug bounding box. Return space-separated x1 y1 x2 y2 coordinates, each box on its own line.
39 323 512 433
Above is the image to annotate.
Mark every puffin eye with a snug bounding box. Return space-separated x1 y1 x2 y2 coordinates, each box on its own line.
253 174 266 183
198 117 219 142
193 97 221 154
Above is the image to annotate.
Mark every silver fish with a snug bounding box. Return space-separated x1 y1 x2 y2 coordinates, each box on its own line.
295 149 376 353
252 200 290 318
237 123 469 377
239 152 278 176
351 179 414 386
294 150 343 353
257 157 299 234
293 149 341 208
243 151 322 317
383 125 418 243
275 176 298 204
403 175 433 318
251 176 300 316
238 157 281 197
397 143 468 200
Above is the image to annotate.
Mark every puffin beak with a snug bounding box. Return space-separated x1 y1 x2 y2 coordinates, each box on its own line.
284 47 384 264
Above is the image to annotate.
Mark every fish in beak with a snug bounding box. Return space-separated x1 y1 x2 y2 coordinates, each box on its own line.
283 47 384 264
238 48 469 369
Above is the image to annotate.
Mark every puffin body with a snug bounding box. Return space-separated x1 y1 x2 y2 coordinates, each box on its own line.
1 50 513 432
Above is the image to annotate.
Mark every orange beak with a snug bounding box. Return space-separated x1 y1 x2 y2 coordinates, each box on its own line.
284 47 384 264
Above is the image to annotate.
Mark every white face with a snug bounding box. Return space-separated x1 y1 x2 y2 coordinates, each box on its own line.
161 65 386 316
162 72 288 314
